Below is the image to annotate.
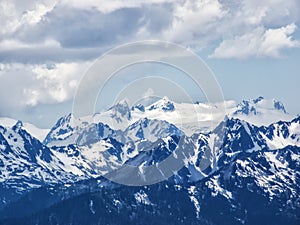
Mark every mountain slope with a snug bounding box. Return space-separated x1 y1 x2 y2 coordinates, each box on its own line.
1 145 299 225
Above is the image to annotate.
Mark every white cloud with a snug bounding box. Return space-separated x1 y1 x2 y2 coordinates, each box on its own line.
161 0 300 56
239 0 300 25
163 0 226 46
1 0 299 60
0 0 300 125
0 0 56 36
21 2 56 25
211 23 299 58
0 62 89 108
30 62 89 105
0 1 20 35
260 24 299 56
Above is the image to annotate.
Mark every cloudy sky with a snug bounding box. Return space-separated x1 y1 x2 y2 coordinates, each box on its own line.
0 0 300 127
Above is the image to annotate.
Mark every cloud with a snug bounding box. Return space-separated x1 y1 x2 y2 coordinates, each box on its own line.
0 0 300 126
1 0 299 63
0 0 56 36
162 0 227 46
0 41 106 64
211 23 299 58
10 2 174 48
0 1 174 63
0 62 89 109
238 0 300 26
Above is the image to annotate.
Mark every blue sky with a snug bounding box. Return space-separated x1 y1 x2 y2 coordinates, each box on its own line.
0 0 299 127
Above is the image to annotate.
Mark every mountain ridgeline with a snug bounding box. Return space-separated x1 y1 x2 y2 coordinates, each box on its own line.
0 97 299 225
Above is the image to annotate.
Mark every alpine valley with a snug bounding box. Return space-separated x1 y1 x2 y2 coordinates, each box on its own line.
0 97 299 225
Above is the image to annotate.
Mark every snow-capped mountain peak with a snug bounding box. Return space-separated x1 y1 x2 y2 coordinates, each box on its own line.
233 97 287 116
131 103 145 112
230 97 292 126
253 96 264 103
147 96 175 112
0 117 49 141
109 99 132 121
273 100 286 113
43 113 81 146
12 120 23 131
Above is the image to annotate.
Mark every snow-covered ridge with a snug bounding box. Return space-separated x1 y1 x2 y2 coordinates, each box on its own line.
0 117 49 141
0 96 299 196
1 97 290 142
44 96 293 142
229 96 292 126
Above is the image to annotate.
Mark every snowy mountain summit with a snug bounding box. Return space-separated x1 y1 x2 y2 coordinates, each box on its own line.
147 96 175 112
233 96 287 116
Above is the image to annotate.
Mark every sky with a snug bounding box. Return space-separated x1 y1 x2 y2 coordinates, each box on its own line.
0 0 299 128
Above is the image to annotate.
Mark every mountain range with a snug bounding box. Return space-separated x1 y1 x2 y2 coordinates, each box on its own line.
0 97 299 225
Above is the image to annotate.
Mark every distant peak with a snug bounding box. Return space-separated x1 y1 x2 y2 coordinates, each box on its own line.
234 99 258 116
61 113 73 123
233 96 288 116
240 96 264 105
66 113 73 119
52 113 75 130
148 97 175 112
273 100 287 114
162 96 169 101
131 104 145 112
15 120 23 128
110 99 131 121
252 96 264 104
110 99 130 111
109 99 130 111
132 96 160 108
116 99 129 106
12 120 23 132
